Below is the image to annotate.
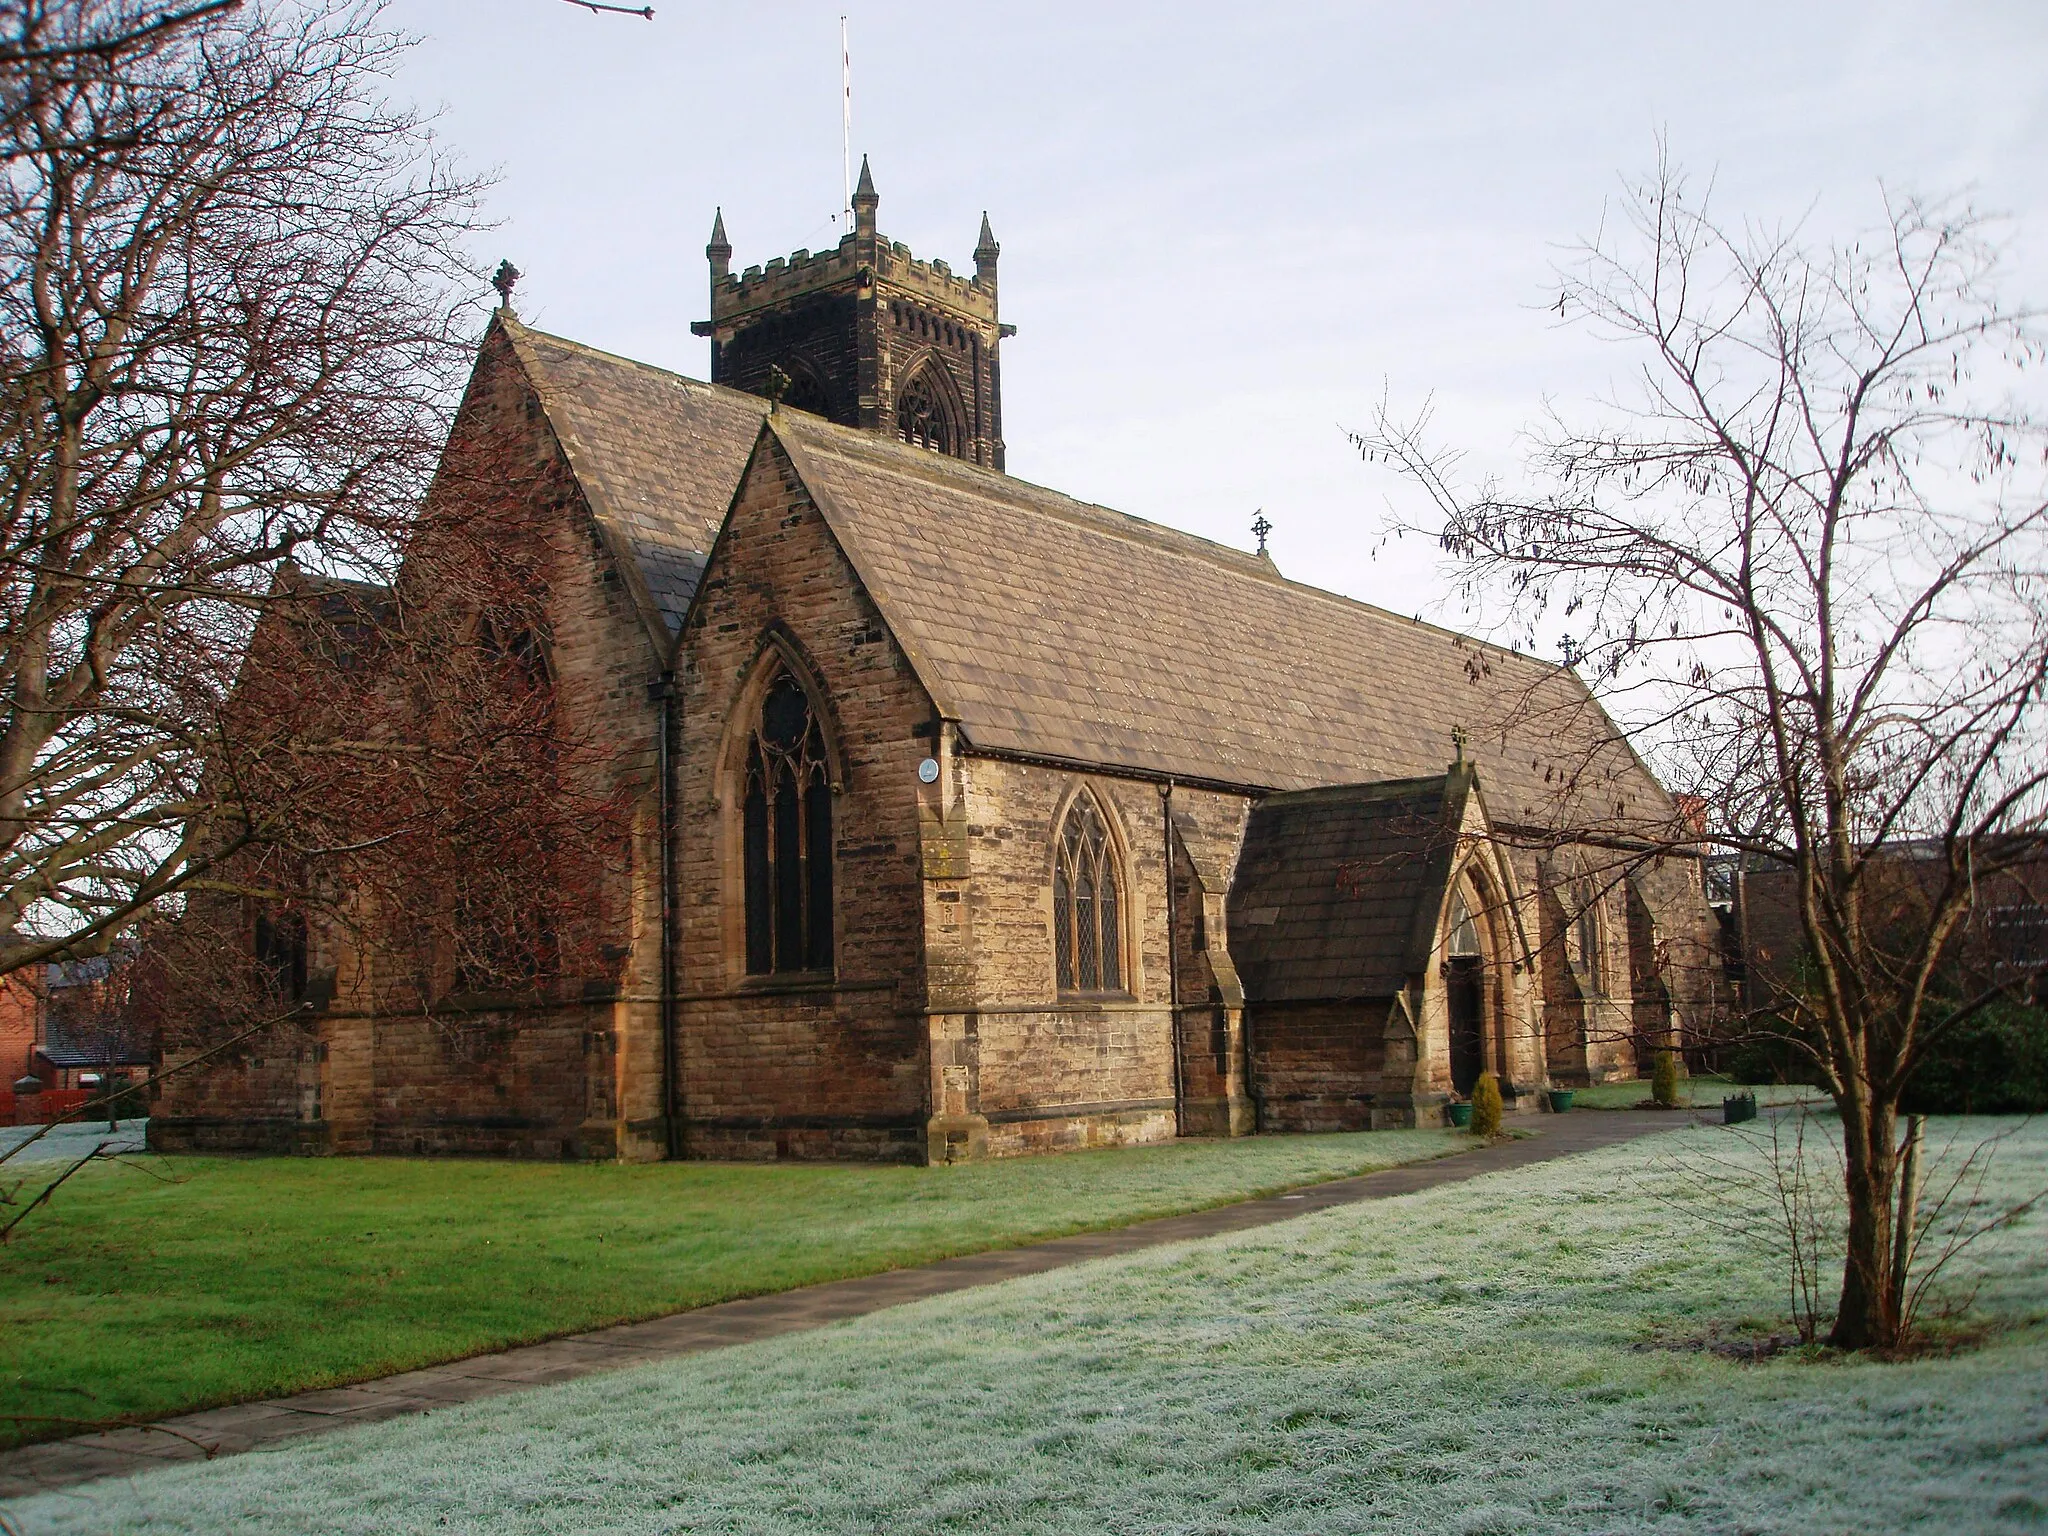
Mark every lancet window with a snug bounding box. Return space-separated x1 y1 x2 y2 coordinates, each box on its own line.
254 909 309 1003
1447 890 1481 959
894 367 957 455
742 670 834 975
1566 883 1603 993
1053 795 1122 993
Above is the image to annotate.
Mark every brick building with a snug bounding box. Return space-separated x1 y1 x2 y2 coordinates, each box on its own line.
152 167 1721 1162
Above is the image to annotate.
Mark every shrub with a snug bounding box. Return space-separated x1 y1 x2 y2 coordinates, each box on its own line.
1901 999 2048 1114
1470 1072 1503 1138
1651 1050 1680 1107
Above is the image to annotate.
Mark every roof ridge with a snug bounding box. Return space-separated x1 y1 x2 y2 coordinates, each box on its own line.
772 411 1559 676
505 319 1561 681
506 317 766 412
1259 775 1453 806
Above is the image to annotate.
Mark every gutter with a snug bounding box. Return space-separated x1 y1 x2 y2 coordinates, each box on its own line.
653 670 681 1159
1160 780 1185 1135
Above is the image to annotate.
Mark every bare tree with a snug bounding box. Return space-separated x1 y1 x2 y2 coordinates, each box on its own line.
0 0 488 976
1356 154 2048 1349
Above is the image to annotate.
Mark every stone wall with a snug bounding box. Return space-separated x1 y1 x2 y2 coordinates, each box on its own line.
926 764 1262 1157
675 427 932 1162
1248 999 1391 1132
153 326 665 1161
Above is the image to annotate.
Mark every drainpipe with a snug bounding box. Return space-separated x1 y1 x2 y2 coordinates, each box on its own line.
1160 780 1184 1135
655 671 681 1160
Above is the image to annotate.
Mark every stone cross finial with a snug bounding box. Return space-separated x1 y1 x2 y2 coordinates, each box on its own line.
1452 725 1469 764
1251 510 1273 556
491 260 521 311
763 364 790 412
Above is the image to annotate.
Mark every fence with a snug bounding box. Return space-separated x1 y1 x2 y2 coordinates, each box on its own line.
0 1089 95 1128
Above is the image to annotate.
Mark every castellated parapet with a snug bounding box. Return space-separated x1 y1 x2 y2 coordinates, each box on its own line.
693 157 1008 471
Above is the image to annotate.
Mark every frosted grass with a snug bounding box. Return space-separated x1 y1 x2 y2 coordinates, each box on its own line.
16 1118 2046 1535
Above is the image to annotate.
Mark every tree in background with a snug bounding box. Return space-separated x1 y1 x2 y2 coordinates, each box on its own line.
0 0 487 975
1356 155 2048 1349
0 3 636 1207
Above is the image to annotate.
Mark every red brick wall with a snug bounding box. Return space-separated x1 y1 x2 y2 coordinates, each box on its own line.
0 972 38 1086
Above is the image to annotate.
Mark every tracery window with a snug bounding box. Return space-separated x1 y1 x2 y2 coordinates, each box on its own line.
1053 795 1122 993
743 669 834 975
895 367 956 455
782 367 829 417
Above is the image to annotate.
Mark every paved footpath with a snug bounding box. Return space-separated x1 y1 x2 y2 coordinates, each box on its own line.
0 1108 1701 1499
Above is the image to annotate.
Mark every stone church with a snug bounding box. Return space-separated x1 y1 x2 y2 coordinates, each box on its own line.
152 163 1721 1163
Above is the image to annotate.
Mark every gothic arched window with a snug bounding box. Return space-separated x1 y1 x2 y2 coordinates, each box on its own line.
1053 795 1122 993
782 366 830 417
1447 890 1481 958
1566 883 1603 994
895 367 956 455
254 909 309 1003
742 670 833 975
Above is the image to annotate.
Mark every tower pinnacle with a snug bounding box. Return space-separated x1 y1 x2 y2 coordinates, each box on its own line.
974 212 999 285
851 155 878 236
707 208 731 279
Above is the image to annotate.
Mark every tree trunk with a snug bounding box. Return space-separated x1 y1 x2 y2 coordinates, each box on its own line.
1829 1091 1899 1349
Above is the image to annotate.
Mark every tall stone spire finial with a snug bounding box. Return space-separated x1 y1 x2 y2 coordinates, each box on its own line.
974 211 999 286
706 208 731 280
491 260 521 313
851 155 878 237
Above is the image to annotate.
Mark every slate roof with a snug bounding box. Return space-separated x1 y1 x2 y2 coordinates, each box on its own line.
503 319 766 639
503 319 1671 829
1227 778 1458 1003
770 413 1669 826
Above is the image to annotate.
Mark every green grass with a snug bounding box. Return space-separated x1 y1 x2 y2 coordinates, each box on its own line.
1565 1073 1823 1111
0 1126 1470 1447
17 1117 2042 1535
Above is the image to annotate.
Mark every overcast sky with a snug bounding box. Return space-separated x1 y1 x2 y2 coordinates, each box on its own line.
390 1 2048 648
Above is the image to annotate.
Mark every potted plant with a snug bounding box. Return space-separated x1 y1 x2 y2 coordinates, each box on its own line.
1447 1099 1474 1128
1545 1087 1576 1113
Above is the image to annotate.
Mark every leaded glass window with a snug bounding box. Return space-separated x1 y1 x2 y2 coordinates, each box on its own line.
1447 890 1481 958
1054 795 1122 993
743 670 833 975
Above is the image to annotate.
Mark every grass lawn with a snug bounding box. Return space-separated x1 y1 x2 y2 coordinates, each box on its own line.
1565 1073 1824 1111
15 1116 2044 1535
0 1125 1472 1448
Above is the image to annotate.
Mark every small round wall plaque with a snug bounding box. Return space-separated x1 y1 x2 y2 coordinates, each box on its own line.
917 757 940 783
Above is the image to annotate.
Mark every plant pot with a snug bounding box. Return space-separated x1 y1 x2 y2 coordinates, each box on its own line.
1723 1093 1758 1125
1447 1102 1473 1128
1545 1089 1576 1114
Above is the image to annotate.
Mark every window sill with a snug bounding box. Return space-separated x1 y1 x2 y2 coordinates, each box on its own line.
738 971 839 995
1055 991 1137 1005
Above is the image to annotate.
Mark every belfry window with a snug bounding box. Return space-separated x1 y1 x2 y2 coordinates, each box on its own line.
1053 795 1122 993
743 670 834 975
895 368 956 455
782 367 829 417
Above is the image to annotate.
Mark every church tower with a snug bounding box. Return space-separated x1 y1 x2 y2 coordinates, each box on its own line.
692 159 1009 471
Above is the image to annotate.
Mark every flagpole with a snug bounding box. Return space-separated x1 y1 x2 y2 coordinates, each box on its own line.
840 16 852 223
